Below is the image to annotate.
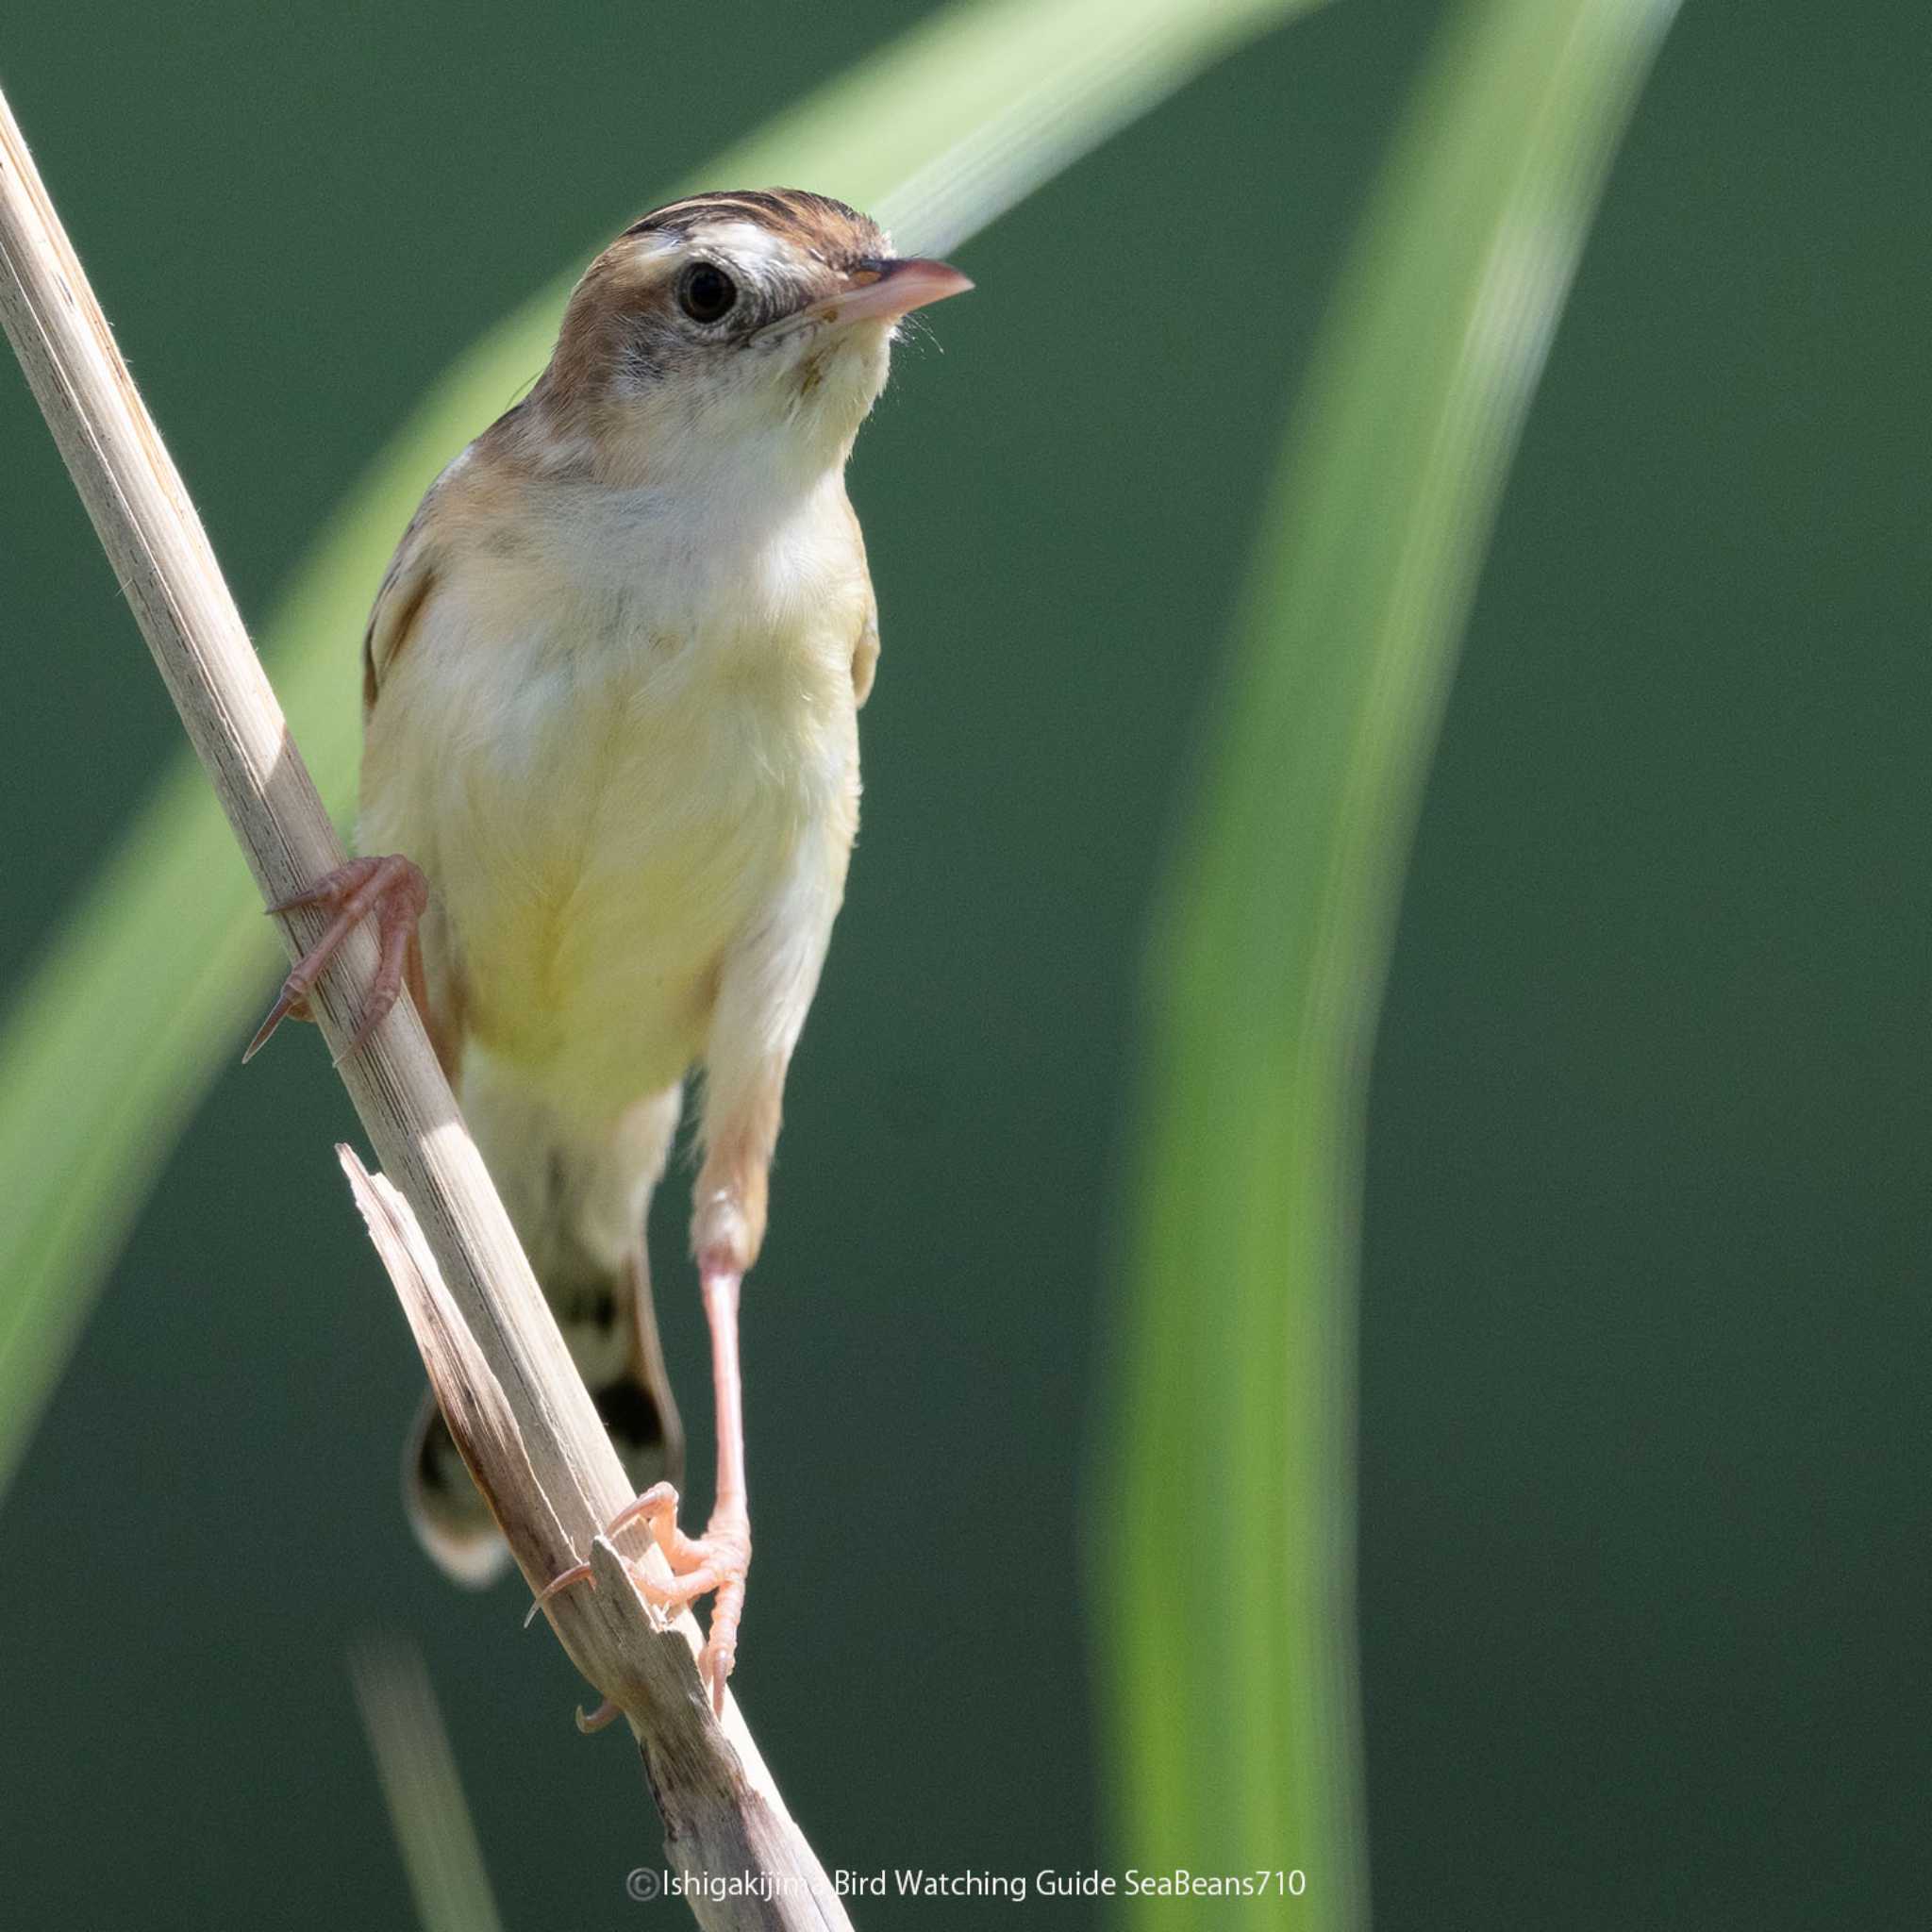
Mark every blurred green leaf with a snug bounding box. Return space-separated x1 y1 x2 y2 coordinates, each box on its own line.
1102 0 1678 1923
0 0 1324 1494
349 1637 506 1932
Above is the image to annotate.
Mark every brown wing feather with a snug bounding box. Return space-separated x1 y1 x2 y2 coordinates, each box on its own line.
358 483 461 1080
840 491 880 707
361 499 441 717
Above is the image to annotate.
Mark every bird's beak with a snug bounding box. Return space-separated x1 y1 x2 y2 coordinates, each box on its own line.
804 257 974 328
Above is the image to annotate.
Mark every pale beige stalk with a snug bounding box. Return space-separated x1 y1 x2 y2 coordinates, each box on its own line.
0 80 848 1932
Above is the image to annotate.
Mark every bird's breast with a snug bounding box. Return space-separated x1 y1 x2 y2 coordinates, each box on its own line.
361 493 865 1112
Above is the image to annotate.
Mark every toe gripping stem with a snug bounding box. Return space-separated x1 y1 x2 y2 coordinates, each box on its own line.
243 854 427 1064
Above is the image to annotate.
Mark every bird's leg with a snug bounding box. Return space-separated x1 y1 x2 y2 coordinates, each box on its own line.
244 854 427 1064
525 1280 747 1717
529 922 808 1712
625 1257 751 1711
652 1097 774 1712
581 1253 750 1716
529 1157 765 1713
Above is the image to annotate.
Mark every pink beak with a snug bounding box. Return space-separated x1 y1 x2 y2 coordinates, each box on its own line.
807 257 974 327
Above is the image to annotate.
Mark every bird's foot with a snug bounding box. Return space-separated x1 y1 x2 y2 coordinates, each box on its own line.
618 1483 751 1714
244 854 427 1064
527 1482 751 1716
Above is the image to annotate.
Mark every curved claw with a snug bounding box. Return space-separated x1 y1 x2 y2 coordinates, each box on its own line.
524 1558 594 1628
695 1548 748 1715
242 980 309 1064
244 854 427 1065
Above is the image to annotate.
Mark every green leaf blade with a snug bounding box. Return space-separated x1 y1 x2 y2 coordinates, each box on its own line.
1102 3 1680 1924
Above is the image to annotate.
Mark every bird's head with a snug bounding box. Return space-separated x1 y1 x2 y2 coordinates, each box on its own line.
532 189 971 489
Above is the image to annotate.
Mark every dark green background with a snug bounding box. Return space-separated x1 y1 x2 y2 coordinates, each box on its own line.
2 3 1925 1925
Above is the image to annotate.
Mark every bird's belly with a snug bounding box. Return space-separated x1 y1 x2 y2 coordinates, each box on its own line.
380 616 854 1124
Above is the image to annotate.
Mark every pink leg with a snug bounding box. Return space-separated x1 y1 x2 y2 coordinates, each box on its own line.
607 1264 749 1713
689 1262 751 1709
526 1262 751 1716
244 854 427 1065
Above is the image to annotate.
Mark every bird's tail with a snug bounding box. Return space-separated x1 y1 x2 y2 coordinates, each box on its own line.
403 1075 684 1587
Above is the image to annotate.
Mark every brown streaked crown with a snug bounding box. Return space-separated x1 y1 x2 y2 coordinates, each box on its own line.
621 189 887 265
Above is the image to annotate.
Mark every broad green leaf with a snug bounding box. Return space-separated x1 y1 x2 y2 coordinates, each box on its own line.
1102 1 1679 1924
0 0 1324 1494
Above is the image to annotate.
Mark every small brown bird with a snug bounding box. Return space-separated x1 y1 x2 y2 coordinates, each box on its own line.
251 189 970 1707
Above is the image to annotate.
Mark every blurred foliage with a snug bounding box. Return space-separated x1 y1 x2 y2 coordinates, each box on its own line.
350 1638 506 1932
1105 1 1677 1922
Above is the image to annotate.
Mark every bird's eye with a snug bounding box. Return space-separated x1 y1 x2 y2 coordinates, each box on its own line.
677 263 738 325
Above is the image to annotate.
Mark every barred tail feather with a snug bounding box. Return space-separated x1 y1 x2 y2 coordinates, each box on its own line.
401 1072 685 1584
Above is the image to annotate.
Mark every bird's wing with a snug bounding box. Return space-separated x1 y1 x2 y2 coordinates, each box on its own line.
356 473 460 1074
841 491 880 707
360 490 442 717
852 597 880 708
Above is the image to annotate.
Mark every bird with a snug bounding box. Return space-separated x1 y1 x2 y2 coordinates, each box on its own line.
246 188 971 1709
